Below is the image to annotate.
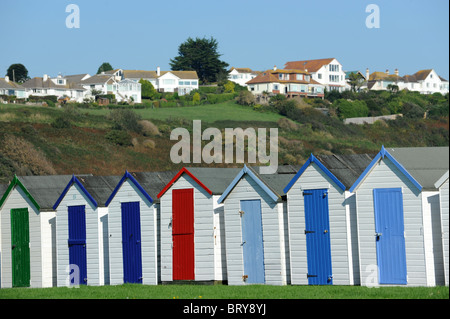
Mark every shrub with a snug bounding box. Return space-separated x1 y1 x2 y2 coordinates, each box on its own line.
333 99 369 119
236 90 255 106
107 109 142 133
192 92 201 104
105 130 133 146
51 115 72 129
139 120 160 136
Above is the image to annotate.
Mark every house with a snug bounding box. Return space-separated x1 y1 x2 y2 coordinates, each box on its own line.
228 67 259 87
284 58 348 92
246 66 325 98
367 68 449 95
80 73 142 103
21 74 86 102
349 146 449 287
0 175 72 288
107 67 199 96
105 171 160 285
283 153 375 285
52 175 119 287
0 77 26 100
157 167 240 283
217 165 295 285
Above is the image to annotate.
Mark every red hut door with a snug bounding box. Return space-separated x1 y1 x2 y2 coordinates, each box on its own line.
172 188 195 280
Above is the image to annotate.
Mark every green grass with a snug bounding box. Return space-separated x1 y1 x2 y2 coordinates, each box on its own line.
0 284 448 299
84 101 283 123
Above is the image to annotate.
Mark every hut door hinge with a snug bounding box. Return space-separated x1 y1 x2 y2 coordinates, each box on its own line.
242 275 248 282
239 210 245 217
307 274 317 278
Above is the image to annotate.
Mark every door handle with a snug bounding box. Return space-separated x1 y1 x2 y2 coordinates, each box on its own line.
376 233 382 241
324 230 328 233
12 244 16 249
241 241 246 246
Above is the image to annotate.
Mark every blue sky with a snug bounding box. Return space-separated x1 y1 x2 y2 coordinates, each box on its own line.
1 0 448 79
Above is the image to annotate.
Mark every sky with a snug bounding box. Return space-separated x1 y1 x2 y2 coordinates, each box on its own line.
0 0 448 80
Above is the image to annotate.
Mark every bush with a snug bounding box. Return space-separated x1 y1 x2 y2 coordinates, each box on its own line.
105 130 133 146
51 115 72 128
333 99 369 119
236 90 255 106
107 109 142 133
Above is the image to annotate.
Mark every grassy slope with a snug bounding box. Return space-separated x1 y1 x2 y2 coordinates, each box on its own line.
0 284 448 299
0 101 448 184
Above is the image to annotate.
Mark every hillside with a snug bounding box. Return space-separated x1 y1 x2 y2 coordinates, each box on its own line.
0 99 448 184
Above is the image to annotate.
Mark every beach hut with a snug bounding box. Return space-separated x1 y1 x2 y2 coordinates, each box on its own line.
283 153 374 285
217 165 295 285
53 175 119 287
349 146 449 286
0 175 71 288
157 167 239 283
435 171 449 286
105 171 159 285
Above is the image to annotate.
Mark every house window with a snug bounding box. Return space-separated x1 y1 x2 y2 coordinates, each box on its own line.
274 84 279 90
305 75 310 81
329 64 339 72
191 81 198 86
318 74 322 79
163 79 176 85
296 74 303 80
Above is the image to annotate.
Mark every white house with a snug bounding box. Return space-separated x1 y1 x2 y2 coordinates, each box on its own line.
246 67 325 98
21 74 86 102
228 68 259 87
367 68 449 95
80 73 142 103
107 67 199 96
284 58 348 92
0 77 26 99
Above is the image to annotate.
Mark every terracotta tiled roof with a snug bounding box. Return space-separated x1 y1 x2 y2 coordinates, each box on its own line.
284 58 335 72
246 69 320 85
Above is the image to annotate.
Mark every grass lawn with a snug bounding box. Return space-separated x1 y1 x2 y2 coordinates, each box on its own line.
84 101 283 123
0 284 448 299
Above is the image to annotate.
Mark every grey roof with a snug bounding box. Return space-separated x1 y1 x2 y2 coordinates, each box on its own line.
316 153 377 189
80 74 114 85
0 78 25 90
387 147 449 190
250 166 299 196
130 171 179 202
186 167 242 195
21 77 85 90
76 175 121 207
18 175 74 211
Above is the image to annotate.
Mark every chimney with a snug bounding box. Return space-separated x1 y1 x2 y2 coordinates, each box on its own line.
43 74 48 82
157 66 161 76
273 65 277 71
366 68 370 80
394 68 399 76
5 75 9 82
385 69 389 75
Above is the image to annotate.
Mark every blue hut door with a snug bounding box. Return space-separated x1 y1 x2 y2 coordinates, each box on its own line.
373 188 407 285
240 199 265 284
68 205 87 285
121 202 143 284
303 189 333 285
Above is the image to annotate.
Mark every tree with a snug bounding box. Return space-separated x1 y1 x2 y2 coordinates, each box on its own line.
169 37 229 84
97 62 113 74
6 64 30 83
139 79 160 100
348 72 365 92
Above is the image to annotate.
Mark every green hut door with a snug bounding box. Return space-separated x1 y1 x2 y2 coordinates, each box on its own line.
11 208 31 287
